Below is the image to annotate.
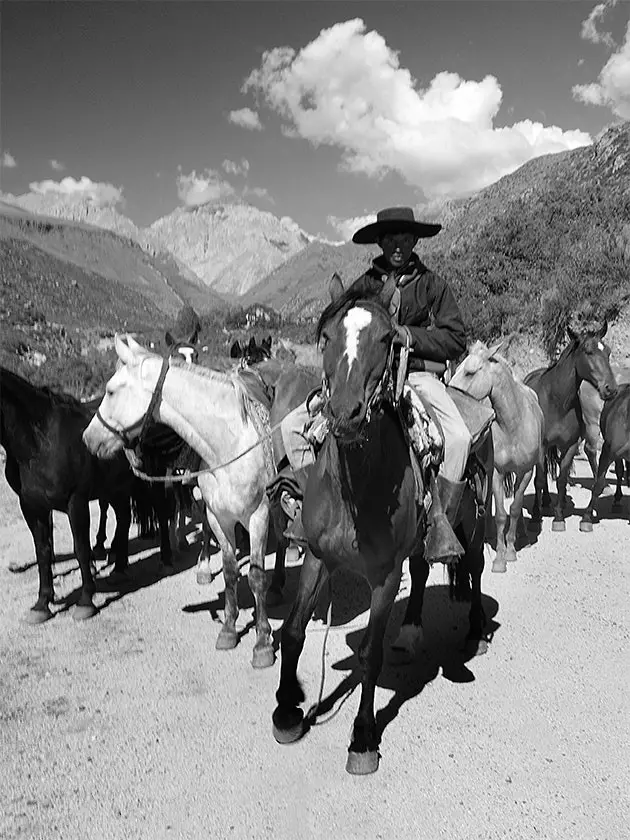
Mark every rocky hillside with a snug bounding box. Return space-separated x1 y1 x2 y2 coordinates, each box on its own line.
246 122 630 342
148 200 310 297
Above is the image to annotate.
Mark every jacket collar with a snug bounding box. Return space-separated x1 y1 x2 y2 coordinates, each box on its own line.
370 252 427 287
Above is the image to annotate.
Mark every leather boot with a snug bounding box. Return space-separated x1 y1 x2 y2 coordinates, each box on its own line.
280 468 310 546
425 475 466 563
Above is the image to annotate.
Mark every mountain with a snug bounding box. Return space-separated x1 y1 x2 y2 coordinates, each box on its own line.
148 200 311 297
245 122 630 342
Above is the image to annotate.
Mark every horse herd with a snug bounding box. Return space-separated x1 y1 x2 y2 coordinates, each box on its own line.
2 287 629 775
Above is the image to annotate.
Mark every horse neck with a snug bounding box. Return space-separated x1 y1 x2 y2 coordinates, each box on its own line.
0 373 49 458
487 362 528 435
154 362 255 465
545 344 580 406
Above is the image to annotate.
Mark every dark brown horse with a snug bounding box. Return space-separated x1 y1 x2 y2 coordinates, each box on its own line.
0 366 148 622
524 319 617 530
581 384 630 530
271 284 492 774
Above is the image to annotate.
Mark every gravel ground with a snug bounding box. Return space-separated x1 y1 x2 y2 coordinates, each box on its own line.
0 458 628 840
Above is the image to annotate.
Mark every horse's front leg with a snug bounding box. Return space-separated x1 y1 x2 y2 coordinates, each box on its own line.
203 505 240 651
20 502 55 623
613 460 625 509
492 470 509 573
267 504 288 606
390 548 429 662
109 494 131 574
552 442 579 531
581 442 615 532
531 460 545 523
93 499 109 563
347 560 403 775
273 549 328 744
67 495 98 621
503 468 533 565
246 498 274 668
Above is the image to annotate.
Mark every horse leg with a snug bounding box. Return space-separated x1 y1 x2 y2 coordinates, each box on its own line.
93 499 109 563
267 505 288 606
390 549 430 661
492 470 509 573
581 442 615 532
531 461 545 523
196 519 214 585
67 495 98 620
204 506 240 651
464 526 489 657
246 499 274 668
175 488 189 551
20 502 55 623
347 560 403 775
552 442 580 531
613 460 624 509
273 549 329 743
109 495 132 574
157 486 174 569
503 468 533 565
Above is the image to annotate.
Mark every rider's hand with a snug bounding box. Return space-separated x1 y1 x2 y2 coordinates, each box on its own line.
392 324 411 347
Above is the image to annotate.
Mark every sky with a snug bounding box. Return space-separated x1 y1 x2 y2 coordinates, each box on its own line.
1 0 629 240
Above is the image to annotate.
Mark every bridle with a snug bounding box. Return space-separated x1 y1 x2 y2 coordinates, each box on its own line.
95 357 170 449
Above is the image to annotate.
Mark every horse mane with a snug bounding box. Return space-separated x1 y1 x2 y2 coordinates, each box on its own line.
1 366 83 412
316 287 389 343
177 362 261 426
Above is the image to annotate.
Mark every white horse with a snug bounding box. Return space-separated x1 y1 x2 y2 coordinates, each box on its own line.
83 334 275 668
451 341 544 572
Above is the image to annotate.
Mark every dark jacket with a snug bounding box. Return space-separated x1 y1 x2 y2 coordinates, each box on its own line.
346 253 467 370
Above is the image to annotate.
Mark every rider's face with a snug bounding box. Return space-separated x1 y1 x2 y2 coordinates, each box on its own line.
378 232 419 270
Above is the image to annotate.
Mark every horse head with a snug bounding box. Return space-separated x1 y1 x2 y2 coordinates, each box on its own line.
165 328 199 365
567 315 617 401
451 339 505 401
229 336 272 368
83 334 161 458
317 276 393 442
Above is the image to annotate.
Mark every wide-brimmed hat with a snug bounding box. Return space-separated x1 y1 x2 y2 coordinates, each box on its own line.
352 207 442 244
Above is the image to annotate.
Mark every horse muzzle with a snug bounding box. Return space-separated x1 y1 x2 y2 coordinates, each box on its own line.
82 419 123 459
600 382 618 401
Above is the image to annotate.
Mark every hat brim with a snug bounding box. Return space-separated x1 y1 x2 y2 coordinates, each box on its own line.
352 219 442 244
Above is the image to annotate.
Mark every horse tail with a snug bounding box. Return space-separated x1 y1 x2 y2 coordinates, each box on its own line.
545 446 562 481
447 560 471 603
502 471 517 498
130 476 161 538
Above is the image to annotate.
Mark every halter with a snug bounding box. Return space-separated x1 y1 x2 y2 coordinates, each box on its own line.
95 357 170 448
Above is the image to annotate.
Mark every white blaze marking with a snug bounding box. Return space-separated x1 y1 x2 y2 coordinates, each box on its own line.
178 347 195 364
597 342 604 351
343 308 372 374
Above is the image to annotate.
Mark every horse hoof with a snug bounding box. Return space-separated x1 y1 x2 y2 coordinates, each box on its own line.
390 625 424 662
492 558 507 573
266 588 284 607
73 603 98 622
465 637 489 657
579 520 593 533
22 606 53 625
196 569 213 586
92 546 107 563
551 520 566 532
252 645 275 669
346 750 379 775
215 627 238 650
272 708 305 744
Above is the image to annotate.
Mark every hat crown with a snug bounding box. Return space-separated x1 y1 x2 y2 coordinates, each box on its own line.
376 207 416 225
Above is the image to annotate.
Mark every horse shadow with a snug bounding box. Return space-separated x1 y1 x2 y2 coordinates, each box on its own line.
309 584 500 745
56 534 201 615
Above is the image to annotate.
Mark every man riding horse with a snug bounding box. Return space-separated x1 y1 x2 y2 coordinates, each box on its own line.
279 206 493 564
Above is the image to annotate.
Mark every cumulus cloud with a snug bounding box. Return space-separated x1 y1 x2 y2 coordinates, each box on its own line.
222 157 250 176
1 151 17 168
228 107 263 131
243 185 274 203
327 213 376 242
29 175 123 206
49 159 65 171
243 19 591 199
581 0 618 46
176 168 235 207
573 16 630 119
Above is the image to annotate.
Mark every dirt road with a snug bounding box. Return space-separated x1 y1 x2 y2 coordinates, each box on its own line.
0 459 627 840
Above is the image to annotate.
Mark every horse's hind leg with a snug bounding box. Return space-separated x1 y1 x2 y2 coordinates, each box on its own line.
347 560 403 775
273 549 328 743
109 495 132 574
203 506 240 651
20 502 55 623
246 499 274 668
531 461 545 523
613 460 624 509
503 468 533 566
93 499 109 563
67 495 98 621
390 549 429 661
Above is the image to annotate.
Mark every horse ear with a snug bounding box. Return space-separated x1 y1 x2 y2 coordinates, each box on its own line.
230 340 242 358
566 324 578 342
330 272 344 302
487 340 504 359
165 331 175 347
598 320 608 339
115 334 136 365
248 336 257 351
188 328 199 345
263 336 272 351
126 334 147 353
